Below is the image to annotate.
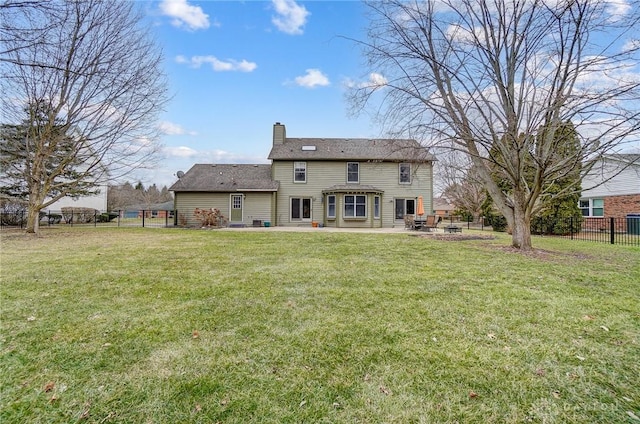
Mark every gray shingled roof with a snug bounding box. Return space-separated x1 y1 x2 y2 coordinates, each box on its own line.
606 153 640 165
322 184 384 194
268 138 435 161
169 164 278 192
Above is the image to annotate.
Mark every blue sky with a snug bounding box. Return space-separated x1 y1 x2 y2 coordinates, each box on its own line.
140 0 639 189
142 0 378 188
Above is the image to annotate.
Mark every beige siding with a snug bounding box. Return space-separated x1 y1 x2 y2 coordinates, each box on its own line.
175 192 273 227
272 160 433 228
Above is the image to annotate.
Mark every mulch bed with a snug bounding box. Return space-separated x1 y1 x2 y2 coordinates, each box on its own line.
414 232 497 241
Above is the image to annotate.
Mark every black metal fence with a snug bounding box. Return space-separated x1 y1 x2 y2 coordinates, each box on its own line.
1 210 177 229
443 215 639 247
3 210 639 247
549 216 640 247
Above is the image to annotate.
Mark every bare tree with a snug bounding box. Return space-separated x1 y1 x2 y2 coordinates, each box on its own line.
351 0 640 249
0 0 168 233
437 151 486 222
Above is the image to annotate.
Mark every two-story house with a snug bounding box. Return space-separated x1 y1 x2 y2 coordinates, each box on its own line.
170 123 435 228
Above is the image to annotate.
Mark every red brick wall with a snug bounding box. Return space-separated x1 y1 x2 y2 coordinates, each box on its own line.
580 195 640 233
604 194 640 218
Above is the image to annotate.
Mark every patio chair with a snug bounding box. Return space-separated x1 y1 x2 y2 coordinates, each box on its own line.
404 214 415 230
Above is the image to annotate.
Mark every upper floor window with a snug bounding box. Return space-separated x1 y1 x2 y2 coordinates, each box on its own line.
579 198 604 217
347 162 359 183
399 163 411 184
294 161 306 183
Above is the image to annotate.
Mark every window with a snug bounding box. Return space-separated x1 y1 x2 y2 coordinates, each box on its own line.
374 196 380 219
399 163 411 184
327 195 336 219
580 198 604 217
291 197 312 220
347 162 359 183
395 198 415 219
345 195 366 218
294 162 306 183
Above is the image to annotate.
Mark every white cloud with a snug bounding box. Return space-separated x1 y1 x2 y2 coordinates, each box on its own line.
344 73 388 90
294 68 330 88
159 0 209 31
605 0 631 21
271 0 310 35
175 55 257 72
159 121 198 136
363 72 387 88
622 39 640 53
165 146 199 158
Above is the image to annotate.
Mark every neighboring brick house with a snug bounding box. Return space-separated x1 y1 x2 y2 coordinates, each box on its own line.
580 154 640 230
170 123 435 228
433 197 455 220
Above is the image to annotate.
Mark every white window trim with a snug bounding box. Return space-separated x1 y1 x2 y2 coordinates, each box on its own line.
294 161 306 183
347 162 359 184
579 198 604 217
374 196 380 219
399 163 411 184
327 195 336 219
291 197 312 221
344 194 367 218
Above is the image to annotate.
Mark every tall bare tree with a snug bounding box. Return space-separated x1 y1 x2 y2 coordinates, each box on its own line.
351 0 640 249
0 0 168 233
437 151 486 222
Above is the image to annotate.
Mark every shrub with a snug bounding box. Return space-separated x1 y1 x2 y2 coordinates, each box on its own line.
531 215 583 236
98 212 118 222
193 208 225 228
0 197 27 226
39 212 62 224
61 207 99 223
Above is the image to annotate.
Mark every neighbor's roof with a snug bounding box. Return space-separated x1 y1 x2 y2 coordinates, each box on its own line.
604 153 640 165
169 164 279 192
433 197 455 211
268 138 435 161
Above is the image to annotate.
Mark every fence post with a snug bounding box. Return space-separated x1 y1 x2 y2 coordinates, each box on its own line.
94 210 97 227
142 210 145 228
610 217 615 244
117 210 121 227
570 216 574 240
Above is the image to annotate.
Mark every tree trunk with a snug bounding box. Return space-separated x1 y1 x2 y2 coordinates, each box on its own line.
25 202 41 234
511 204 532 250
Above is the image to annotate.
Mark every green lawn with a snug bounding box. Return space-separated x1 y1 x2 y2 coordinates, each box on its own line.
1 228 638 423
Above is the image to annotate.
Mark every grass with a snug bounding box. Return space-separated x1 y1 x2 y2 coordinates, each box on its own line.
1 227 638 423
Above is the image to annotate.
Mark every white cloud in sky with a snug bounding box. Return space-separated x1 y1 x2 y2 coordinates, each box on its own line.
159 121 198 136
271 0 310 35
175 55 257 72
622 39 640 53
344 73 388 89
294 68 330 88
363 72 388 88
605 0 631 21
159 0 209 31
165 146 199 158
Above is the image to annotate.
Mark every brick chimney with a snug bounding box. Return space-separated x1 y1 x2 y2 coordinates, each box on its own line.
273 122 286 145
